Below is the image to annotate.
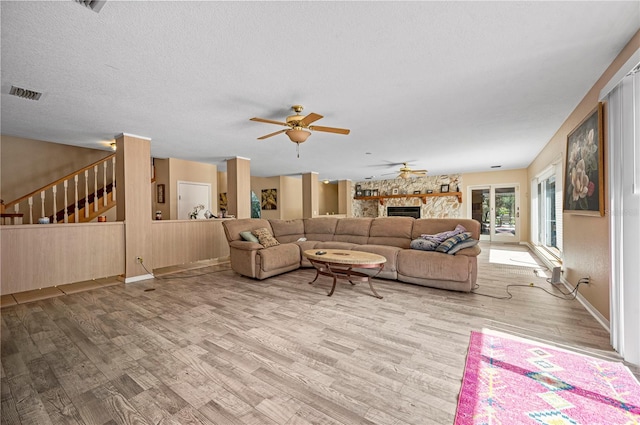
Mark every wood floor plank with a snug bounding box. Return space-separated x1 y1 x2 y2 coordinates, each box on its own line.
2 246 637 425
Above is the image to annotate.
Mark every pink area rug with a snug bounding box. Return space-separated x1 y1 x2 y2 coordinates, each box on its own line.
455 330 640 425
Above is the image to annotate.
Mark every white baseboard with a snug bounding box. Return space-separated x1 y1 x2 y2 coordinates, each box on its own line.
124 273 154 284
524 242 610 333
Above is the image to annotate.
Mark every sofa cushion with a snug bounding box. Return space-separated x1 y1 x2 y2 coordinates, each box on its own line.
397 250 471 282
304 217 339 241
356 244 401 273
240 231 259 243
253 227 280 248
223 218 272 242
270 219 305 243
314 241 358 250
435 232 472 253
448 238 479 255
333 217 373 244
410 238 439 251
367 217 413 248
257 244 300 272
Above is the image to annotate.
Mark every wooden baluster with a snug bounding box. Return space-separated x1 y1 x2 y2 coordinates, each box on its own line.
84 170 89 218
28 197 33 224
94 165 98 212
111 156 116 202
103 161 107 207
40 191 45 219
63 180 68 223
54 188 60 223
74 175 79 223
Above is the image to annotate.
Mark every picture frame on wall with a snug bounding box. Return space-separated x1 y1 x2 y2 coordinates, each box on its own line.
157 184 165 203
261 188 278 210
440 184 450 193
563 103 604 216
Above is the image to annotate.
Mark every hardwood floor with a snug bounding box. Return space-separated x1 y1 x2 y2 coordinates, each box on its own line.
2 243 637 425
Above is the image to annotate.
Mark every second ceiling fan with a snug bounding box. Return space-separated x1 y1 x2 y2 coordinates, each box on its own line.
250 105 350 157
383 162 428 179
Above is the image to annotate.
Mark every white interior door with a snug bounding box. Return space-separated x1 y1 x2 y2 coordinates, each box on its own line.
177 181 211 219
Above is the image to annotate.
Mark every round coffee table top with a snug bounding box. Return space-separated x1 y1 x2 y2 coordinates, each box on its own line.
303 249 386 265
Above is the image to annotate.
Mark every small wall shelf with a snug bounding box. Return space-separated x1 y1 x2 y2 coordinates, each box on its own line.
354 192 462 205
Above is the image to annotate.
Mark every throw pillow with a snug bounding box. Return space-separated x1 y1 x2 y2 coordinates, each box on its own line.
447 238 479 255
435 232 472 253
252 227 280 248
240 231 259 243
410 238 439 251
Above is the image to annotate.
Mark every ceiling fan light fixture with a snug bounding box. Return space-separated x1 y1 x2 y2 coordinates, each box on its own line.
286 128 311 143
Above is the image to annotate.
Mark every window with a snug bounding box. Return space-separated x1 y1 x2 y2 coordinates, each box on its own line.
532 163 563 258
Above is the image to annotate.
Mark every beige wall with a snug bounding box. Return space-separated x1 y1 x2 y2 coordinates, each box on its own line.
318 182 339 215
281 176 303 219
527 29 640 321
154 158 218 219
0 135 111 203
251 176 281 220
461 169 529 241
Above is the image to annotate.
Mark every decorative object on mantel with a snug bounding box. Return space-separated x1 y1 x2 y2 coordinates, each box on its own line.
372 189 379 196
427 189 433 194
391 187 399 195
413 190 421 194
189 204 204 219
441 184 450 193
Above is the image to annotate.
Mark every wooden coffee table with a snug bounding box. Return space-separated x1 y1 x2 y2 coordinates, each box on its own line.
303 249 386 298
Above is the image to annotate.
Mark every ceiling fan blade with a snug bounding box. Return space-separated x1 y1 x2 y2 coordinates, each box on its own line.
257 129 287 140
411 169 427 173
250 117 289 126
298 113 323 127
309 125 350 135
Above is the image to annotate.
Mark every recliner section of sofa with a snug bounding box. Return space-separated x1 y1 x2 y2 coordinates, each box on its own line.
222 216 481 292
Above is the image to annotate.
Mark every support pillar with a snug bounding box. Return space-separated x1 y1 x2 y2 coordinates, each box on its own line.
302 172 319 219
227 157 251 219
115 133 154 283
338 180 352 217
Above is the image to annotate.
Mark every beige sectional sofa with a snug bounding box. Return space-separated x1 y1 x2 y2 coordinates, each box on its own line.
221 217 481 292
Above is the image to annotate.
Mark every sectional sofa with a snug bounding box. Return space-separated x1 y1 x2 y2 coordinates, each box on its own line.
221 217 481 292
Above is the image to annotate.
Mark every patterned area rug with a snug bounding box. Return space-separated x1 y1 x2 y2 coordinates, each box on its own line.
455 330 640 425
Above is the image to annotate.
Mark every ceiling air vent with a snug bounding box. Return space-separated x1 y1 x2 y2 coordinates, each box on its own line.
9 85 42 101
74 0 106 13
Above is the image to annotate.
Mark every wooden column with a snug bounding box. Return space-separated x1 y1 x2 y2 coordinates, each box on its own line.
115 133 154 283
338 180 352 217
227 157 251 219
302 172 319 218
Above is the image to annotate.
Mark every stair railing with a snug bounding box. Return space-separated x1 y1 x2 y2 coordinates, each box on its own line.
4 154 116 224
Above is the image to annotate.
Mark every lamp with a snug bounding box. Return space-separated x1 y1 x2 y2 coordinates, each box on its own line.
285 128 311 143
110 142 117 151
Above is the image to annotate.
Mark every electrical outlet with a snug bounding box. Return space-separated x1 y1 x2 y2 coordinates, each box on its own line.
136 256 143 264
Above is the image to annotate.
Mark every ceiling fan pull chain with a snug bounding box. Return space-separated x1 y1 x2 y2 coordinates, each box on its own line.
296 142 300 158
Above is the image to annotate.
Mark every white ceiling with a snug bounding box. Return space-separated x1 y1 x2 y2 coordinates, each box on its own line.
2 1 638 182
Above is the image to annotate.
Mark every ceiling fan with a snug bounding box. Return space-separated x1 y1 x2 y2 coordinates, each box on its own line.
382 162 428 179
250 105 350 157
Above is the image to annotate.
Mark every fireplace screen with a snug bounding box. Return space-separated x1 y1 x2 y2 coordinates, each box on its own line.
387 207 420 218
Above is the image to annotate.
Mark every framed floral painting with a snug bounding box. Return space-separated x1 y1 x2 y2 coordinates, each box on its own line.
563 103 604 216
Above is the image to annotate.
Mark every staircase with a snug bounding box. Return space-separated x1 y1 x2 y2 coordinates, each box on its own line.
3 154 116 224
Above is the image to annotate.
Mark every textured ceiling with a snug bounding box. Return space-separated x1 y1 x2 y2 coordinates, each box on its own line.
1 1 638 182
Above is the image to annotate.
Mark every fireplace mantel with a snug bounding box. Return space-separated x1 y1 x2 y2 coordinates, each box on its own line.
355 192 462 205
